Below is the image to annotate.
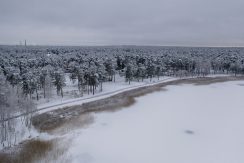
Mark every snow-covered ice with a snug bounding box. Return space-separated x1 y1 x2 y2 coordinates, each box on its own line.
53 80 244 163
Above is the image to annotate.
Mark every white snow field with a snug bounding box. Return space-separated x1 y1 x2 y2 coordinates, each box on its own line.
53 80 244 163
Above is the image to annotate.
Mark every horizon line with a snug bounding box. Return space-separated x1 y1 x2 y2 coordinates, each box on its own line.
1 43 244 48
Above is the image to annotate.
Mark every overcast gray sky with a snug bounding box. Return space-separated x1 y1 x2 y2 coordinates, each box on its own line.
0 0 244 46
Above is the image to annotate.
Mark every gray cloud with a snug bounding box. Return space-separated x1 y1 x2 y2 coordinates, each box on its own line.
0 0 244 46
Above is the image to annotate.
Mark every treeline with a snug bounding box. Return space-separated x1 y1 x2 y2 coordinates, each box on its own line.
0 45 244 100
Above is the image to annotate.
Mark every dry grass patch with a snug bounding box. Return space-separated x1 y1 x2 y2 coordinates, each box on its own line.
0 139 53 163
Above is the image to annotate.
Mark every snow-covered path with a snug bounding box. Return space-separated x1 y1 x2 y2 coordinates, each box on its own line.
35 74 231 115
37 77 175 114
0 77 176 124
35 74 231 114
48 80 244 163
1 74 231 123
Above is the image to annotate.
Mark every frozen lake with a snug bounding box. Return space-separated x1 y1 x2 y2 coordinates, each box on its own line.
58 81 244 163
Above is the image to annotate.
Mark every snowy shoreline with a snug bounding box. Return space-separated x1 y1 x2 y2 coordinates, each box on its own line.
1 75 244 161
0 74 234 124
0 76 175 124
32 75 244 132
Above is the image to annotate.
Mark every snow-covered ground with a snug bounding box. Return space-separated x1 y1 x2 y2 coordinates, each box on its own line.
36 75 176 114
47 80 244 163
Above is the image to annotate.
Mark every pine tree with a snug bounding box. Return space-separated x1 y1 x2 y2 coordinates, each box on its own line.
53 70 66 97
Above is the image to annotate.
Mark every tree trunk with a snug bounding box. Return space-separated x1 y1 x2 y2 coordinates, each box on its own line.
93 85 95 95
43 86 46 98
61 88 63 98
36 89 39 101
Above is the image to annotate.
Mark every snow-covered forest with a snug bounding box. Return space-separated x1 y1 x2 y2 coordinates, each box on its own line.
2 0 244 161
0 45 244 149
